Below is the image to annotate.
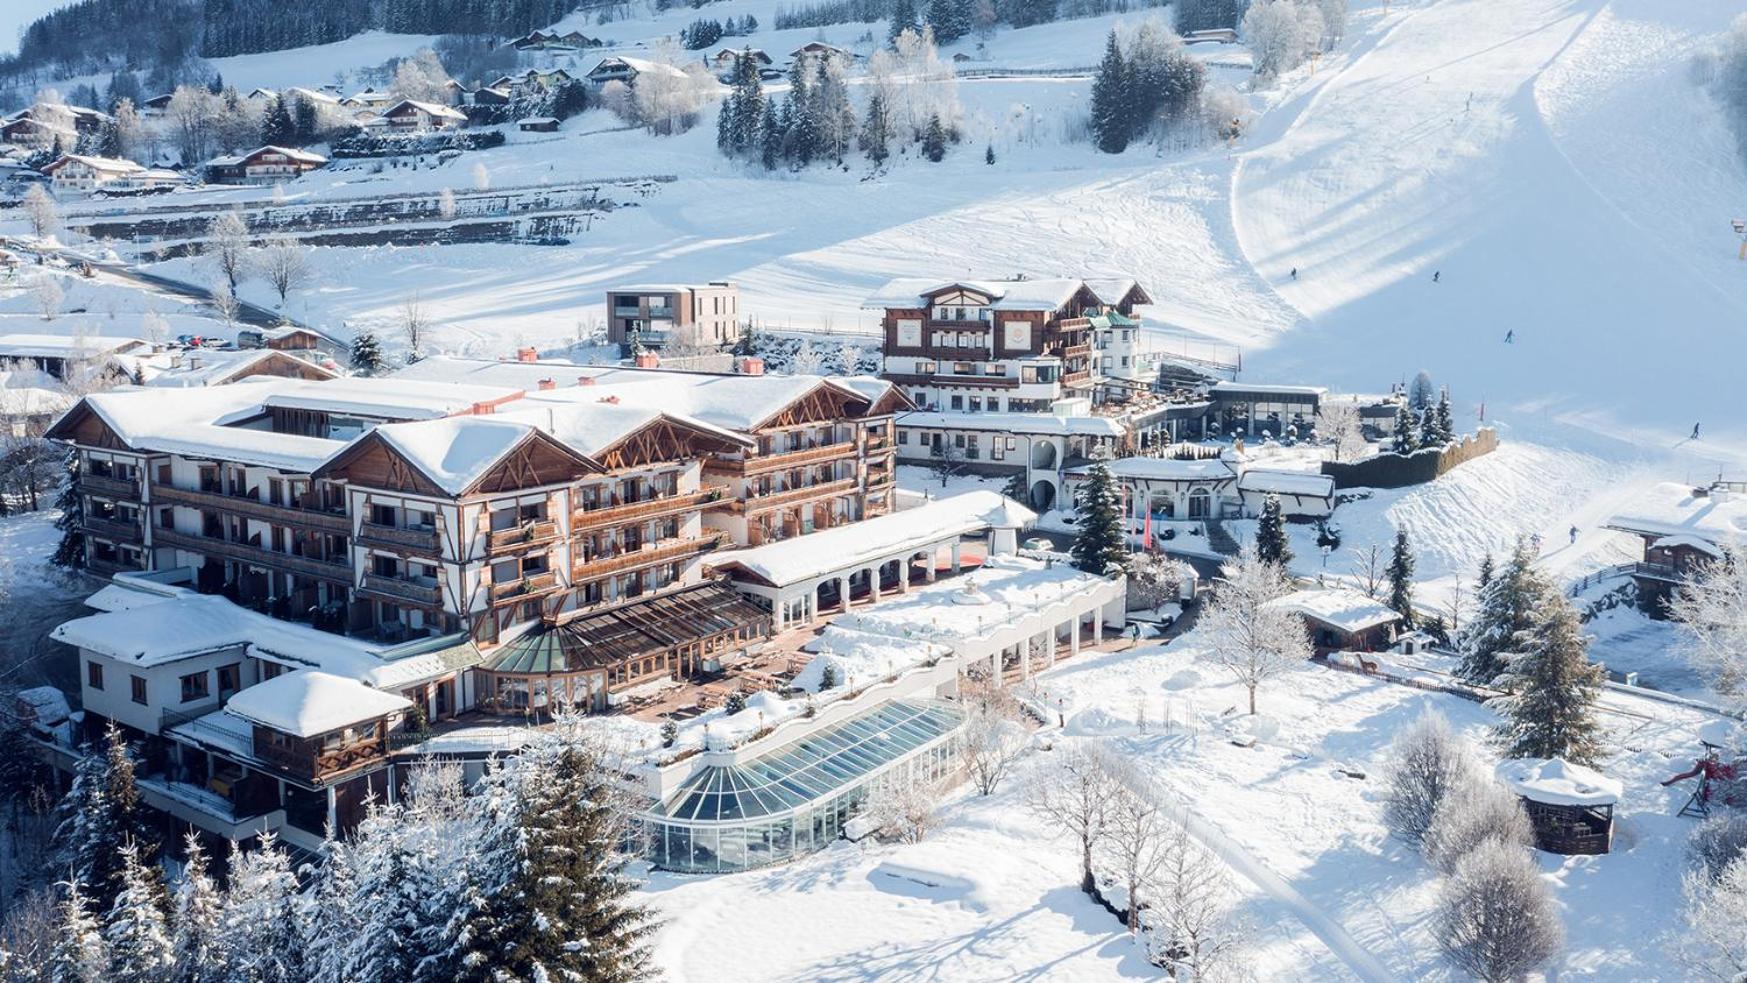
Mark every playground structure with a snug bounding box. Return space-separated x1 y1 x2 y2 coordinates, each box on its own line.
1662 721 1746 819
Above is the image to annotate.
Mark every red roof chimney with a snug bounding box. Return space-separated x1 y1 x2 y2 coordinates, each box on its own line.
537 378 555 390
738 355 765 376
599 395 620 404
633 351 660 369
577 375 595 386
516 346 539 363
471 402 495 415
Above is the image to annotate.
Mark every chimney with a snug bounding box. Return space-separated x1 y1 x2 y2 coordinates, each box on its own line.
634 351 660 369
537 378 555 391
599 395 620 404
471 402 496 415
577 375 595 386
516 346 539 363
738 355 765 376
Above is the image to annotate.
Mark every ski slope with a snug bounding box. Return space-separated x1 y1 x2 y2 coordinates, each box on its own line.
1234 0 1747 449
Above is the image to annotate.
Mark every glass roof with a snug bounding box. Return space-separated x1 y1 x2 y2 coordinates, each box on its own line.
658 699 965 823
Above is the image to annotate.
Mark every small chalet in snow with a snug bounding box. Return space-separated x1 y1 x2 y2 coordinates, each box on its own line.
344 87 395 109
237 324 347 361
381 99 468 132
41 154 145 193
1237 469 1337 519
0 116 74 148
140 93 175 118
204 146 328 185
1605 480 1747 614
518 117 560 132
711 48 774 74
469 86 512 107
1496 757 1621 855
0 334 150 381
790 42 851 61
507 29 599 51
586 56 689 87
145 348 339 388
1269 588 1403 654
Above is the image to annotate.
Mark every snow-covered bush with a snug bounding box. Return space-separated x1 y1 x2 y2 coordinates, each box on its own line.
1434 839 1563 982
1689 813 1747 883
1676 854 1747 980
1381 709 1479 845
1423 772 1534 873
1128 553 1186 611
1668 541 1747 713
961 685 1026 795
863 771 943 843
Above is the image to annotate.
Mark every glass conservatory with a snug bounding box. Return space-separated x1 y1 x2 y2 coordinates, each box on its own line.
642 698 966 873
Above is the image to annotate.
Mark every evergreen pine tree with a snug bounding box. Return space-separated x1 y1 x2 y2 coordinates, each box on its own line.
96 119 122 159
925 0 967 43
1071 462 1128 575
784 59 816 165
49 880 108 983
350 332 386 376
1001 470 1028 504
449 719 656 982
170 833 224 983
262 96 295 146
1457 539 1542 685
1476 552 1494 589
1255 494 1292 568
1432 387 1456 444
1386 528 1416 628
217 834 304 983
292 96 319 144
984 143 995 164
58 723 153 911
860 92 891 165
1490 591 1605 765
1390 403 1418 454
104 840 174 981
1090 31 1130 154
302 835 365 983
889 0 919 44
921 112 946 162
51 449 85 569
759 100 782 170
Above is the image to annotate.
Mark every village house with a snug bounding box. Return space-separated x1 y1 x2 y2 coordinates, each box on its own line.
40 154 146 193
1605 480 1747 614
605 281 741 354
507 30 599 51
380 99 468 132
140 93 175 118
586 56 690 87
0 334 151 382
144 349 339 388
711 47 774 77
790 42 852 61
518 117 560 132
0 116 74 149
1269 588 1404 654
204 146 328 185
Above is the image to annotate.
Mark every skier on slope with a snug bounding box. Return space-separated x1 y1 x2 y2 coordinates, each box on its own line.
1692 422 1702 440
1290 267 1298 280
1505 330 1514 343
1432 271 1441 283
1569 525 1578 545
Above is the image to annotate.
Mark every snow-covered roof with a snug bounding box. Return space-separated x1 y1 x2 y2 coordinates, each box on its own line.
387 99 468 121
710 491 1036 587
144 349 332 388
15 686 70 725
1209 381 1328 397
282 86 339 105
259 377 520 421
1268 589 1402 634
1237 468 1336 498
897 410 1126 437
0 334 146 358
224 670 412 737
234 145 328 166
863 277 1088 312
1495 757 1621 807
368 415 554 495
1071 456 1237 483
58 378 346 470
82 581 187 613
1650 534 1724 558
833 554 1105 646
43 154 144 175
1082 277 1148 306
1606 482 1747 546
589 56 689 79
510 389 752 453
0 380 73 416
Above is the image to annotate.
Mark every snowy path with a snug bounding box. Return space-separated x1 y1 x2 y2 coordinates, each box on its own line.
1176 806 1397 983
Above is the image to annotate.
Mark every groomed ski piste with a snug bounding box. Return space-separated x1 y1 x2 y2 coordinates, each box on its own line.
4 0 1747 976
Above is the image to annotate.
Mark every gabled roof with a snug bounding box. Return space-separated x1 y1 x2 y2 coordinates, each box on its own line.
320 416 600 496
1069 455 1237 483
587 56 689 80
144 349 337 388
282 86 339 105
46 378 345 471
42 154 144 175
1083 276 1153 307
211 145 328 168
1268 589 1401 635
258 376 521 421
224 670 413 737
0 333 146 358
864 276 1095 312
385 99 467 121
1606 481 1747 545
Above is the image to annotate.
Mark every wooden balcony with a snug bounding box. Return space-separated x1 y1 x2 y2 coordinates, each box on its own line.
865 433 893 453
151 483 349 533
253 732 388 782
359 573 442 607
1062 370 1092 386
82 473 139 500
358 522 441 554
734 478 857 515
572 488 718 533
488 519 559 553
1062 343 1093 359
153 526 351 583
573 532 727 581
83 516 142 542
884 372 1019 390
710 440 858 477
490 570 559 603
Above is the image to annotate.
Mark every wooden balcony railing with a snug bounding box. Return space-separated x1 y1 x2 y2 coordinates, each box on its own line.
572 488 718 533
734 478 857 515
573 532 727 581
82 473 139 500
490 570 559 603
83 516 142 542
864 434 893 453
358 522 441 554
153 527 351 582
1062 370 1092 386
884 373 1019 390
151 483 349 533
254 734 387 782
710 440 858 477
488 519 559 553
359 573 442 607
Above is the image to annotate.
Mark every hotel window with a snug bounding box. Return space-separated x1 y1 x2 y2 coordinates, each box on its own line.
949 395 963 410
87 661 103 690
969 397 982 412
180 671 210 704
130 675 148 706
898 430 909 445
916 361 936 375
218 663 241 696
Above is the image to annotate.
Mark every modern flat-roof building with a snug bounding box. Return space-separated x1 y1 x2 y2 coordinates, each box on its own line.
605 282 740 355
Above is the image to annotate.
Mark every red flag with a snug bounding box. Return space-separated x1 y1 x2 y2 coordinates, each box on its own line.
1143 506 1154 551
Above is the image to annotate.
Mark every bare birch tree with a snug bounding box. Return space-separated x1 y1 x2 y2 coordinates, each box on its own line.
22 186 57 239
1381 708 1478 845
1100 759 1175 933
209 280 241 333
31 275 62 321
254 241 311 306
1668 543 1747 712
961 686 1026 796
205 211 250 294
399 295 431 362
1317 397 1366 462
1201 546 1310 715
1349 543 1386 599
1143 819 1249 981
